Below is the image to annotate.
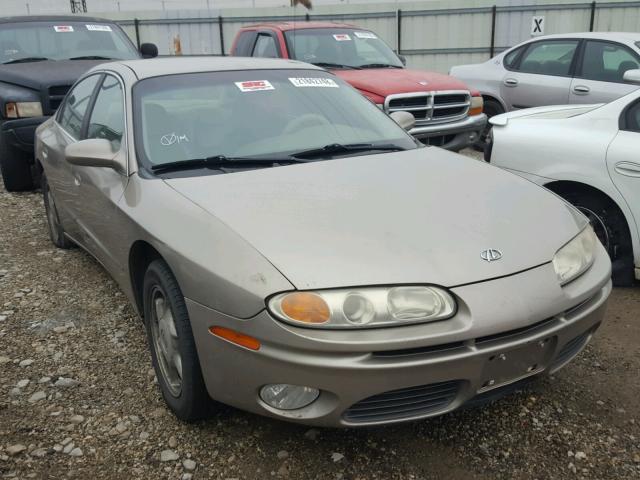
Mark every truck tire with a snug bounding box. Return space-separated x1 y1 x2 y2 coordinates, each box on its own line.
0 136 34 192
473 98 503 155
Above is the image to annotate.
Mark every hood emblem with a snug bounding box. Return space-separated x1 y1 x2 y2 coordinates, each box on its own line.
418 80 429 86
481 249 503 262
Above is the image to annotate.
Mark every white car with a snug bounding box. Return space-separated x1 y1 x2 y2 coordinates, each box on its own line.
487 71 640 286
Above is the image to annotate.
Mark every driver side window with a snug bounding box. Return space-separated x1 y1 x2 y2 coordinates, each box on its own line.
623 100 640 133
86 75 125 150
58 74 101 140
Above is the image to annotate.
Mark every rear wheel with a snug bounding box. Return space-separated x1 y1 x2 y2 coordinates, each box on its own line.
42 173 74 249
0 136 34 192
143 259 213 421
559 190 635 286
473 98 503 156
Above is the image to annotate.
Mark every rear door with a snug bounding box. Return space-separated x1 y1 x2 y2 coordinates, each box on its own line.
43 73 102 236
606 97 640 246
570 40 640 104
500 39 579 109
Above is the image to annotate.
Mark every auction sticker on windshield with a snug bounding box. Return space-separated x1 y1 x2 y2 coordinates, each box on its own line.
54 25 74 33
289 78 339 88
333 34 352 41
86 24 113 32
354 31 377 39
235 80 275 92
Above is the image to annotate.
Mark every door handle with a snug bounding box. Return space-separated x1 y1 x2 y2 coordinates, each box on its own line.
504 78 519 87
614 161 640 177
573 85 590 94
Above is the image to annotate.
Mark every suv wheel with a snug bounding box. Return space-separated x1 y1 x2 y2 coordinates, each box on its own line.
0 136 34 192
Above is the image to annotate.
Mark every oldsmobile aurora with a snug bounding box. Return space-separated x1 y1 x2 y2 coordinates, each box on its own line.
35 58 612 426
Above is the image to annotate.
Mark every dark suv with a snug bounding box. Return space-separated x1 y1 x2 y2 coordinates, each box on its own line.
0 15 157 191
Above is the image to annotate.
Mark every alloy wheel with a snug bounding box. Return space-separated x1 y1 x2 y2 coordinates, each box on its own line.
149 286 183 397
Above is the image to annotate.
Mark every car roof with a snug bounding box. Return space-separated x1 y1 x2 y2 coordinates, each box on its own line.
0 15 114 24
531 31 640 43
242 21 356 31
101 56 324 79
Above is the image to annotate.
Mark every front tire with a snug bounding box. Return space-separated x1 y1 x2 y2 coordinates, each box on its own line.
0 136 34 192
473 98 503 156
560 190 635 286
143 259 212 421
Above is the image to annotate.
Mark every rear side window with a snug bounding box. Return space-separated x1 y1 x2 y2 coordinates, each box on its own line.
580 41 640 83
503 46 524 69
58 74 101 140
518 40 579 76
252 34 278 58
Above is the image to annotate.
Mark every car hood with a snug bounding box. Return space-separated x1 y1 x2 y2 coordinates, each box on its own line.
0 60 106 91
334 68 470 97
164 148 586 290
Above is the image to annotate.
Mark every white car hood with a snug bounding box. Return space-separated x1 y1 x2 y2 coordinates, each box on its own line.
165 148 586 290
491 104 604 126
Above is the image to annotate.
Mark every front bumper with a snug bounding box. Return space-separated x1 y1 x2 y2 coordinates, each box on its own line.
0 116 49 155
410 113 487 151
187 249 611 427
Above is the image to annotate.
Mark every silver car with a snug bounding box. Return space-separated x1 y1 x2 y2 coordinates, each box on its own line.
36 57 611 427
450 32 640 124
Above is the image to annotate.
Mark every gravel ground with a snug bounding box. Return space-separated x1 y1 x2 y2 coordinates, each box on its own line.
1 150 639 480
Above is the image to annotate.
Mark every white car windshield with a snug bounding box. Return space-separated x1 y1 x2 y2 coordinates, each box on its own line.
284 28 403 69
0 21 139 63
133 69 417 171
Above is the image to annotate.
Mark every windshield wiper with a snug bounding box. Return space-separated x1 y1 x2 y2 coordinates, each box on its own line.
290 143 405 160
150 155 304 174
68 56 114 60
312 62 361 70
2 57 51 64
357 63 403 69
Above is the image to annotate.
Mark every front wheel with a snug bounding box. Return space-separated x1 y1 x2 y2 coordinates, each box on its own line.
560 190 635 287
0 136 34 192
143 259 213 421
473 98 503 155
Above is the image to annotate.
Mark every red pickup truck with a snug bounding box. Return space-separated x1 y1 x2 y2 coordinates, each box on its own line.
231 22 486 151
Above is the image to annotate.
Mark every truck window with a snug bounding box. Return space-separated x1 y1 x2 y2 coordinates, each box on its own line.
252 34 278 58
234 31 255 56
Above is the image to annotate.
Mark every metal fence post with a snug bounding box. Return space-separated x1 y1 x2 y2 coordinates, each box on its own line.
133 18 141 49
489 5 497 58
396 9 402 54
218 15 225 56
589 1 597 31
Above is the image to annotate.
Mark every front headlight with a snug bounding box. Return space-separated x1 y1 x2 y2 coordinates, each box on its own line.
552 226 598 285
5 101 43 119
268 286 456 329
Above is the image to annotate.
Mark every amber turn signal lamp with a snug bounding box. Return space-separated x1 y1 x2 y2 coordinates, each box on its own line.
209 326 261 351
280 292 331 324
469 96 484 116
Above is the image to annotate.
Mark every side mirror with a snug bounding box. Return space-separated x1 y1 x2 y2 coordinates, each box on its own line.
140 43 158 58
65 139 125 173
398 55 407 66
389 111 416 131
623 68 640 85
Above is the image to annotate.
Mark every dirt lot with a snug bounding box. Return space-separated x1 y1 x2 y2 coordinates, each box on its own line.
1 151 639 480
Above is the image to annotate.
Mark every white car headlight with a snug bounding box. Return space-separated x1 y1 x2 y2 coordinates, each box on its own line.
268 286 456 329
552 226 598 285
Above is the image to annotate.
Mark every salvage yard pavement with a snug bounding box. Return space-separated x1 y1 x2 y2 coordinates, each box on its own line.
1 150 639 480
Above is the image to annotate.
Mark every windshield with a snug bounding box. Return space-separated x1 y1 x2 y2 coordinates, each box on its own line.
133 69 417 171
284 28 403 69
0 21 139 63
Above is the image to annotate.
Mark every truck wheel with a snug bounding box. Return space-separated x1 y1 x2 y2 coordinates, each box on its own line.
143 259 213 421
42 173 74 249
560 190 635 287
0 136 34 192
473 99 503 154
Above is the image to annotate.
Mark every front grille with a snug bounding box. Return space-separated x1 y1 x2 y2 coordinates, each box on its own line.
46 85 71 113
343 380 461 423
385 91 470 126
372 341 466 358
550 331 591 370
476 317 558 346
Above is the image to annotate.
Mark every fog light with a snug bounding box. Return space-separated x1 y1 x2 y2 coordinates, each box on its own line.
260 384 320 410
